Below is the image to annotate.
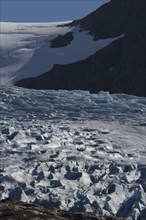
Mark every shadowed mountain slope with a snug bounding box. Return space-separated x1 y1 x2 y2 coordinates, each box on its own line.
16 0 146 97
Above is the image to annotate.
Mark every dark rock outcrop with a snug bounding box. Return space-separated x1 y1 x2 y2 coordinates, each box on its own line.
71 0 145 40
16 0 146 97
50 32 74 48
0 199 127 220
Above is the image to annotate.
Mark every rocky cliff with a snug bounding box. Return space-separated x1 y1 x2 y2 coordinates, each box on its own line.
16 0 146 97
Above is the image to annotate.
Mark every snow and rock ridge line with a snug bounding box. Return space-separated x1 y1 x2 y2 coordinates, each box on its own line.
0 21 122 86
15 0 146 97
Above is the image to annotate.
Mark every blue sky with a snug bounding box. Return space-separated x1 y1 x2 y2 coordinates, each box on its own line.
0 0 109 22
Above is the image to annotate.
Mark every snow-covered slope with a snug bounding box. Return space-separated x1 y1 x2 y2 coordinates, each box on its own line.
0 22 123 85
0 85 146 219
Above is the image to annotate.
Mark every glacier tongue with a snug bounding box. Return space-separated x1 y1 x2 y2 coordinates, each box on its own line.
0 85 146 219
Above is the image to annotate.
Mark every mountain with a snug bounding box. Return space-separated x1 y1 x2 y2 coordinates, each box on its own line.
15 0 146 97
0 21 119 86
1 2 146 218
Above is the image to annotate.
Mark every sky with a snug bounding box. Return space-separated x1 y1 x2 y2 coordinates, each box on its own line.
0 0 110 23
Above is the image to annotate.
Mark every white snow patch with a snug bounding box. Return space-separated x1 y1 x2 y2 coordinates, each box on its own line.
0 22 123 85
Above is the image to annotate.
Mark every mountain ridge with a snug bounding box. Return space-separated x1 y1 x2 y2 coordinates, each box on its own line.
15 0 146 97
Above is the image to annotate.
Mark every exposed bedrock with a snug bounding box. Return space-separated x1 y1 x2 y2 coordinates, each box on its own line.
50 32 74 48
16 0 146 97
0 199 128 220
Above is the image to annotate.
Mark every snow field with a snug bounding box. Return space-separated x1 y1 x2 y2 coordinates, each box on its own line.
0 22 123 85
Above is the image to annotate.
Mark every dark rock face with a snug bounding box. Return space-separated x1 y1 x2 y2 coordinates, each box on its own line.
71 0 145 40
16 0 146 97
50 32 74 48
0 199 127 220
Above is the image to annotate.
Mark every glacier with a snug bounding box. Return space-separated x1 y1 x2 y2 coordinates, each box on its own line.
0 85 146 219
0 22 124 85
